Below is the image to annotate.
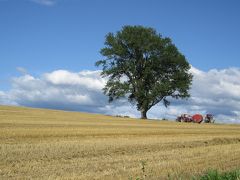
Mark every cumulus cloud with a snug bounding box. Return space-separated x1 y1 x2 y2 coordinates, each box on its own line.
0 67 240 123
0 91 17 106
6 70 107 113
166 66 240 123
44 70 105 91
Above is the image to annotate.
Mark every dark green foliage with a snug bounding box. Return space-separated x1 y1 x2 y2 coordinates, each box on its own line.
198 169 240 180
96 25 192 119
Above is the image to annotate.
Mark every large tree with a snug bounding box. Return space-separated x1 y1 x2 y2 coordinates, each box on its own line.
96 26 192 119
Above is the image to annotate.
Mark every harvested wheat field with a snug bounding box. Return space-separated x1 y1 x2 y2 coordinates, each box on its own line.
0 105 240 179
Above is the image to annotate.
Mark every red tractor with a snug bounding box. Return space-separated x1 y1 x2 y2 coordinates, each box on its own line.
176 114 193 122
176 114 214 124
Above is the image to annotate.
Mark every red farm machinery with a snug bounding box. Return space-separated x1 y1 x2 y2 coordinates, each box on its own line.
176 114 214 123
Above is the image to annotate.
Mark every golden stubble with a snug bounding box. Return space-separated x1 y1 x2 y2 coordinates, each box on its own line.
0 105 240 179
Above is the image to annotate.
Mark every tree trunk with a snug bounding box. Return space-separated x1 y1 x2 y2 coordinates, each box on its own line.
141 109 148 119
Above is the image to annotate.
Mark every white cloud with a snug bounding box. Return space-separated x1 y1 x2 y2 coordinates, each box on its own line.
30 0 56 6
0 91 17 106
170 66 240 123
44 70 105 91
0 67 240 123
7 70 106 112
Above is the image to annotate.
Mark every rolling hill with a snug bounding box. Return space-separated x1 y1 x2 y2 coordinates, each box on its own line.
0 105 240 179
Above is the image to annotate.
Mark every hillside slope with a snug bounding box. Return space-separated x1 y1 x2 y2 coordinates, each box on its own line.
0 105 240 179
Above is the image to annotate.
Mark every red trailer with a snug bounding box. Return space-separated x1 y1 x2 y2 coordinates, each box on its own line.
192 114 203 123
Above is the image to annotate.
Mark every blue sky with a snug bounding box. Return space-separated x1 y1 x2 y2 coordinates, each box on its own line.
1 0 240 88
1 0 240 123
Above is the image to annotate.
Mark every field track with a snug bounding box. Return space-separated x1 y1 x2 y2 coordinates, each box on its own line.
0 105 240 179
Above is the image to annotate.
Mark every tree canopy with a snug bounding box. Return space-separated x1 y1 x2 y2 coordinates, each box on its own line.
96 25 192 119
